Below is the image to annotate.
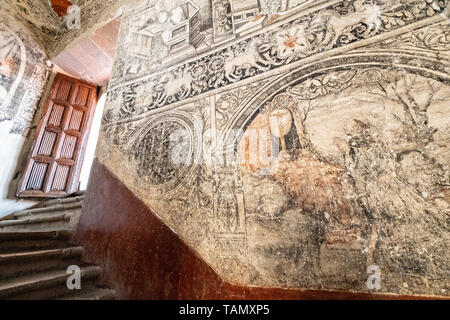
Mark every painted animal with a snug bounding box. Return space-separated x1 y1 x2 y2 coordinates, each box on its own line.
135 82 155 107
164 69 193 98
316 0 382 44
223 40 269 81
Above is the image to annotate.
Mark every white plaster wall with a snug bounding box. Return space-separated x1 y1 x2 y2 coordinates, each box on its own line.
79 93 106 190
0 121 36 218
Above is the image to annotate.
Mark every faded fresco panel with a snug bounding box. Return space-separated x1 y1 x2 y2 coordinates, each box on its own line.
0 5 50 135
97 0 450 296
240 69 450 294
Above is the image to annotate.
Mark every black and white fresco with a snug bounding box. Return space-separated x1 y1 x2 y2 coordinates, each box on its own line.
95 0 450 296
0 5 49 136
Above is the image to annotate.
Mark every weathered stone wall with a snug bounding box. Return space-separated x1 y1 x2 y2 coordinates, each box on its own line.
3 0 135 58
92 0 449 297
0 0 51 217
0 2 50 135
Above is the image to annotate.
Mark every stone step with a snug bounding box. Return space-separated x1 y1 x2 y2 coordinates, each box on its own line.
0 230 71 254
13 202 83 219
0 265 101 300
55 288 116 300
0 213 71 232
38 195 85 208
0 247 83 280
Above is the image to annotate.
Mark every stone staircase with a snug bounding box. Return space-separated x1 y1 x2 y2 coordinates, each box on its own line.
0 194 115 300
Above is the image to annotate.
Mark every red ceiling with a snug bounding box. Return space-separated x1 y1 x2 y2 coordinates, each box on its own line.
52 18 121 87
50 0 73 17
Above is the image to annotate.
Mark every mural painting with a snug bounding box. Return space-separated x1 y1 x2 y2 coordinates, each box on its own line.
93 0 450 296
0 7 49 135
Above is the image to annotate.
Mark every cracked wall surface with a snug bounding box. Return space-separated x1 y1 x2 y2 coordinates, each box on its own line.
0 0 51 217
94 0 450 296
3 0 129 57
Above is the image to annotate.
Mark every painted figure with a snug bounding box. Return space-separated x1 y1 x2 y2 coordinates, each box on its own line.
253 0 293 23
